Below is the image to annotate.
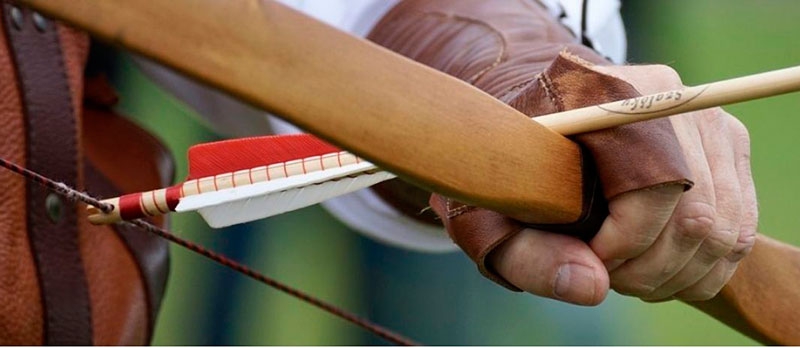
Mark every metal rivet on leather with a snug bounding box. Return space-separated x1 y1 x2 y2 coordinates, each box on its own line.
32 12 47 32
9 6 22 30
45 193 63 223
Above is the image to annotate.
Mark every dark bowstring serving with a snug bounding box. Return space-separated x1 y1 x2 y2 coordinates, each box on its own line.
0 157 418 346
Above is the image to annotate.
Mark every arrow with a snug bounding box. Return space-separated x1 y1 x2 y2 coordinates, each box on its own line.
87 65 800 227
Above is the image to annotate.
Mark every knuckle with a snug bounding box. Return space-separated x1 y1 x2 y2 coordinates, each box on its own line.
611 237 659 262
700 111 752 154
656 260 685 279
599 216 658 259
698 108 727 127
726 231 757 262
650 65 683 88
673 202 716 245
627 231 660 256
676 262 736 302
728 115 752 150
728 115 750 138
702 229 739 259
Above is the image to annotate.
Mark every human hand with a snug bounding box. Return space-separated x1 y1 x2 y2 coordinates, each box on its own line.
487 65 758 305
366 0 756 306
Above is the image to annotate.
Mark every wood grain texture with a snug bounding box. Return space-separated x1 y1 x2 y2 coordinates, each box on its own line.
536 66 800 135
20 0 584 225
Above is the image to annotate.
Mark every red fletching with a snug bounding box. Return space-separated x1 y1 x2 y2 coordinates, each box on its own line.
186 134 340 179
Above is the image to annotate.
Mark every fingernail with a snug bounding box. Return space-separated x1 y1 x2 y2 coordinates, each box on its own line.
554 263 597 304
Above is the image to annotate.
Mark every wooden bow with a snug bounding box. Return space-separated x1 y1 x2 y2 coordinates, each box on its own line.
19 0 800 344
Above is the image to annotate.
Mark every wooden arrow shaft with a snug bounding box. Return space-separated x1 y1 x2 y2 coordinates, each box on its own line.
537 65 800 135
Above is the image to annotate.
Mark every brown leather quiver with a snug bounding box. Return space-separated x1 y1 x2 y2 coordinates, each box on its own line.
0 3 170 344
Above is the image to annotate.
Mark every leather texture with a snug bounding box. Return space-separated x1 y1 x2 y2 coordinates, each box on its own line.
368 0 692 290
3 3 92 343
0 4 41 344
0 2 172 344
82 95 172 343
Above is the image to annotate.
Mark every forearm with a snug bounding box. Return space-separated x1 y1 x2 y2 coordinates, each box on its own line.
368 0 605 96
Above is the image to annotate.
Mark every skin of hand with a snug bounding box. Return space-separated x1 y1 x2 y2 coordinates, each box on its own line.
487 65 758 306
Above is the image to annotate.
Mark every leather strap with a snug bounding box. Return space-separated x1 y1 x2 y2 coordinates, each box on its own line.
2 3 92 344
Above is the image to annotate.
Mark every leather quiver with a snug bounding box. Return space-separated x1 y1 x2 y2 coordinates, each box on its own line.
0 4 170 344
368 0 692 290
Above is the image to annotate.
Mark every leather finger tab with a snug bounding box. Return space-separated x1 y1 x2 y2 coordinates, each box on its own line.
531 53 694 198
429 194 523 291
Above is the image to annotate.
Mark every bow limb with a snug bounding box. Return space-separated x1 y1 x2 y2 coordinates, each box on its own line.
19 0 800 344
20 0 585 225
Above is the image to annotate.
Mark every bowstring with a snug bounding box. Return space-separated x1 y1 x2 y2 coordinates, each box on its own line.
0 157 418 346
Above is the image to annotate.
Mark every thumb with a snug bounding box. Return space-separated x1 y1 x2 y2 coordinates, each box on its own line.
488 229 609 306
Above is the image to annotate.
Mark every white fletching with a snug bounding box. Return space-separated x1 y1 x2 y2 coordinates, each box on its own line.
175 161 396 228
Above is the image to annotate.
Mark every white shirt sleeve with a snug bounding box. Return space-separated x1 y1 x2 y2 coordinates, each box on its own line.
133 0 627 253
538 0 627 64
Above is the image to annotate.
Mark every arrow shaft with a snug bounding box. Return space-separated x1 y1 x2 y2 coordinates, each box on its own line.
537 65 800 135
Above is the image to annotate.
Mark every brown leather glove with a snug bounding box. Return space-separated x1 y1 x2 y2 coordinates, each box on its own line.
367 0 692 290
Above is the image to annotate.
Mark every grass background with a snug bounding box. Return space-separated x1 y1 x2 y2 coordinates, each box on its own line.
104 1 800 345
620 0 800 344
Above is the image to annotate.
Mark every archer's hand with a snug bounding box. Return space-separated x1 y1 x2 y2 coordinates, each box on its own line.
368 0 756 306
488 65 758 305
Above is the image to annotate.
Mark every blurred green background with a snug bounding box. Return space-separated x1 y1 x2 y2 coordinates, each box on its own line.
101 0 800 345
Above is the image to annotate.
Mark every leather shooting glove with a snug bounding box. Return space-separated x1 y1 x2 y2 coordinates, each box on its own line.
367 0 692 298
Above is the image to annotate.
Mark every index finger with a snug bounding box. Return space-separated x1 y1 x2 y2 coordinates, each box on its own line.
590 184 684 260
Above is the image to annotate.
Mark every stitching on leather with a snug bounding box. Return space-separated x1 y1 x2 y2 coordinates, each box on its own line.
539 71 565 111
425 11 507 85
498 74 539 104
503 78 537 98
445 198 475 218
